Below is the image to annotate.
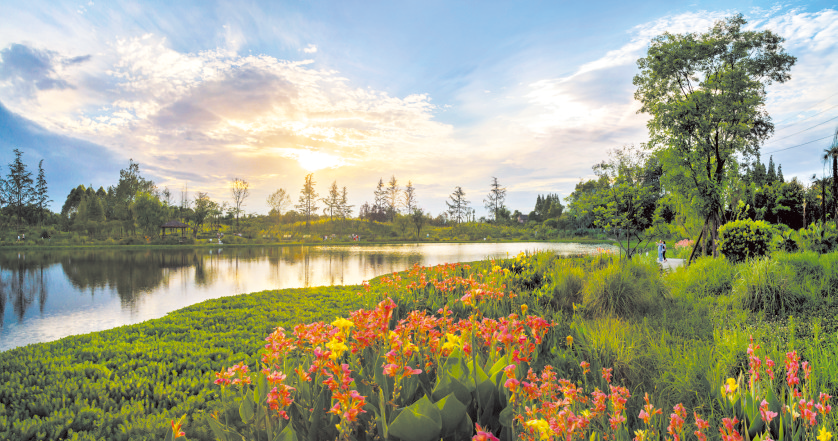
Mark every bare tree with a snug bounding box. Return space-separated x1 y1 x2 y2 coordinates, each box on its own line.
230 178 250 230
267 188 291 222
403 180 417 213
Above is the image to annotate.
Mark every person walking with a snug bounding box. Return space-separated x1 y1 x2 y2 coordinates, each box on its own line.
662 240 668 263
656 240 663 262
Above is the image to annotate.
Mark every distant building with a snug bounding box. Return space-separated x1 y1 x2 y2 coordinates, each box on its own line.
517 214 528 224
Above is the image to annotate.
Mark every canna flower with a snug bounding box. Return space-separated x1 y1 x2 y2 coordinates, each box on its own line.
326 337 349 360
694 412 709 441
580 361 590 374
760 399 778 423
521 303 528 314
441 333 461 353
634 429 648 441
473 424 499 441
602 367 613 383
818 427 833 441
525 419 554 440
331 317 355 332
566 335 573 348
171 417 186 438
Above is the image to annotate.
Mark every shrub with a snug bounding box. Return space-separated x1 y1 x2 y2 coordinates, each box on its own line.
582 258 666 317
717 219 774 263
798 222 838 253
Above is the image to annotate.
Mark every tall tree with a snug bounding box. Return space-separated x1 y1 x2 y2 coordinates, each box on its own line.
371 178 387 222
266 188 291 222
483 177 507 223
190 192 214 236
633 14 795 257
321 181 341 220
340 186 354 220
230 178 250 230
403 181 417 214
386 175 399 221
826 126 838 220
114 159 155 221
446 186 469 224
6 149 34 225
35 159 51 225
411 208 426 238
296 173 319 228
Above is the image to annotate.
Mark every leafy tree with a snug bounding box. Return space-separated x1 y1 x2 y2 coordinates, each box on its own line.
114 159 155 221
773 178 805 229
132 191 165 237
266 189 291 223
411 208 426 238
590 146 662 258
766 156 777 184
530 194 563 222
296 173 319 228
633 14 795 257
566 177 611 229
5 149 34 225
230 178 250 230
446 186 469 224
825 128 838 220
190 192 214 235
403 181 417 214
483 177 506 223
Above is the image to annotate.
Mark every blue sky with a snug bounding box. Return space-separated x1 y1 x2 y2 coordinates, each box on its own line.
1 0 837 216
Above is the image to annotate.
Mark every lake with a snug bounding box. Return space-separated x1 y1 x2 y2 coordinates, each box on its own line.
0 242 611 351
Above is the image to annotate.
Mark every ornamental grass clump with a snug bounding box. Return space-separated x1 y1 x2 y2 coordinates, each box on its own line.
735 258 806 317
582 258 666 318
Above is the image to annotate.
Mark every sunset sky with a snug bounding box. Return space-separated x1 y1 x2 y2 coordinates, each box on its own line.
1 0 837 217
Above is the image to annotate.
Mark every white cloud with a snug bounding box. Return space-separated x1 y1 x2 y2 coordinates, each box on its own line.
303 44 317 54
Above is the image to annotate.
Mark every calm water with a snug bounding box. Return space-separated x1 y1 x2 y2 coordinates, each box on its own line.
0 242 610 351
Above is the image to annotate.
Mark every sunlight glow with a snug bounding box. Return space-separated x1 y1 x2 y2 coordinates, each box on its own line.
287 149 345 171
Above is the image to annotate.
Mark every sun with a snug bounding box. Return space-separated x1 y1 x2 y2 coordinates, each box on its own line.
292 149 345 172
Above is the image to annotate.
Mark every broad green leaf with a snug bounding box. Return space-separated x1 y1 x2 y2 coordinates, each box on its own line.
239 392 255 423
435 393 467 436
388 395 442 441
206 415 229 441
432 372 471 405
498 405 514 427
274 424 298 441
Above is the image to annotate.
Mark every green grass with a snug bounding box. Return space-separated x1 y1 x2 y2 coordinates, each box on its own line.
0 284 371 441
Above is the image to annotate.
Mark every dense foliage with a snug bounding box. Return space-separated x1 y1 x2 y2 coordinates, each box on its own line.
718 219 774 263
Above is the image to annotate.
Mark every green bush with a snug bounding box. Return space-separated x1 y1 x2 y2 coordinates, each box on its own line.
717 219 774 263
582 258 666 317
798 222 838 254
539 261 584 313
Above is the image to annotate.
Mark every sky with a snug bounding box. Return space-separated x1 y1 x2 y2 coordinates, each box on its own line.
1 0 837 218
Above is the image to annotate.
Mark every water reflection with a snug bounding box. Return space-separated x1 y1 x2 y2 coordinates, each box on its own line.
0 242 612 351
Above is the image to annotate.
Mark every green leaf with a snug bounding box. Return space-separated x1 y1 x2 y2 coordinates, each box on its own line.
432 372 471 405
239 392 255 423
435 393 467 436
498 405 514 428
274 424 298 441
388 395 442 441
206 415 229 441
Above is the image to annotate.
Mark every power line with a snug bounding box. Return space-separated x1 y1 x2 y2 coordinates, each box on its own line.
764 134 833 154
765 115 838 144
772 104 838 133
771 90 838 126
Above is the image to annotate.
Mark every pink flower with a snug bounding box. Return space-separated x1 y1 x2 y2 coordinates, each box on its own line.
472 424 499 441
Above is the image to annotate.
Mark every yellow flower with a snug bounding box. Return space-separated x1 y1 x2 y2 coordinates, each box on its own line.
521 304 529 314
634 429 647 441
331 317 355 332
441 333 461 352
818 427 833 441
724 378 738 394
525 419 554 441
326 337 348 360
492 265 502 273
566 335 573 348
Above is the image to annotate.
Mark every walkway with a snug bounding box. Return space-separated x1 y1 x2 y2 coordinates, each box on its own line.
659 258 685 271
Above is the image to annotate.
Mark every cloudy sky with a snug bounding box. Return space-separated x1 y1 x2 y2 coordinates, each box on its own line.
1 0 837 217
